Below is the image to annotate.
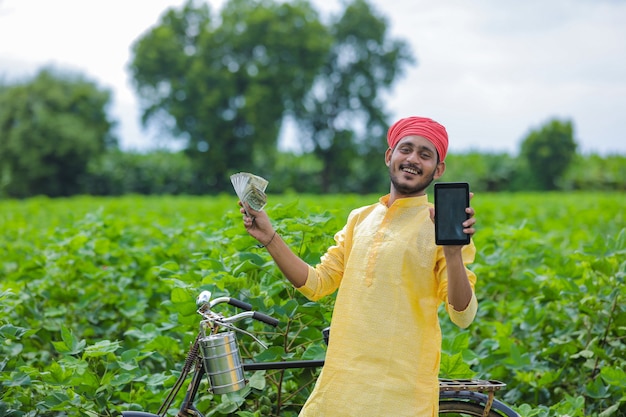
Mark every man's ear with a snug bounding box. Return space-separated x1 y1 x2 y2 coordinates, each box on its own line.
434 161 446 179
384 147 392 167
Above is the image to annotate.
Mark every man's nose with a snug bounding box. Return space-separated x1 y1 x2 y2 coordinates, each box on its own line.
405 151 420 163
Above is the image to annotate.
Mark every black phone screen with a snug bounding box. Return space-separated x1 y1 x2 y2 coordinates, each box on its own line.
434 182 470 245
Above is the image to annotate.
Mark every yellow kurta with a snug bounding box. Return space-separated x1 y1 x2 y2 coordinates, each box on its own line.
297 194 477 417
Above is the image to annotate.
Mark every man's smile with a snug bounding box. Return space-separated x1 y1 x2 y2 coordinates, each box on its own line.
400 164 421 176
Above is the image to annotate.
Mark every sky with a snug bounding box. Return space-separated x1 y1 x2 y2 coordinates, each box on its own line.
1 0 625 155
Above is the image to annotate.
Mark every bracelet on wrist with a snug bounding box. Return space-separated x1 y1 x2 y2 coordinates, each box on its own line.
258 231 277 248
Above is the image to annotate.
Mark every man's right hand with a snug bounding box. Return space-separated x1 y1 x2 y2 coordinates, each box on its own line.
239 201 275 246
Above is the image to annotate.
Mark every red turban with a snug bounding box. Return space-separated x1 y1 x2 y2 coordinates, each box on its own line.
387 116 449 162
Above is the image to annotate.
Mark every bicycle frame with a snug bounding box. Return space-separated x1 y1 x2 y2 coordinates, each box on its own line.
122 292 519 417
123 359 518 417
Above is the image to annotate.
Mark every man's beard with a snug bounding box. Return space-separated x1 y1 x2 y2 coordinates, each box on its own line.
389 166 436 196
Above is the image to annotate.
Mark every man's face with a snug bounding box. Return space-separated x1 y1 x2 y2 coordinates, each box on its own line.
386 135 444 196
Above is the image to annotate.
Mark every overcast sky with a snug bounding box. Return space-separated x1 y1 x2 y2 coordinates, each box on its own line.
1 0 625 155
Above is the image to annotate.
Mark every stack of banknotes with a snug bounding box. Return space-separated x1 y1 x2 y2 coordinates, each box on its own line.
230 172 268 214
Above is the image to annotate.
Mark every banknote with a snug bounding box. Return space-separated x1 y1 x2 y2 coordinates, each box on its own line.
230 172 269 214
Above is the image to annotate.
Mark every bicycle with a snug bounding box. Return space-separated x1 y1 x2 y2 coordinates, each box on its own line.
122 291 520 417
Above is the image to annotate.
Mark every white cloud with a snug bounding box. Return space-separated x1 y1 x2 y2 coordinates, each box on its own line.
379 0 626 154
1 0 624 155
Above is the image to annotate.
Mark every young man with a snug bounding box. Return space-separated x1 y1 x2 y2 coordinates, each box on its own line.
240 116 478 416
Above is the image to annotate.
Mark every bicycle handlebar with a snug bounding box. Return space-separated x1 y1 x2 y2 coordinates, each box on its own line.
199 292 280 328
226 298 279 326
227 297 253 311
252 311 279 327
215 308 280 328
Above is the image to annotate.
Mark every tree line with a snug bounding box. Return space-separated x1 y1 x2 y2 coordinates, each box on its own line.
1 0 624 199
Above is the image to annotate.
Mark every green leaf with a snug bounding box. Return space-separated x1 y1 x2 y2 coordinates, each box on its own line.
515 403 543 416
301 345 326 361
53 326 86 355
45 362 74 385
236 412 257 417
254 346 288 362
439 352 475 379
159 260 180 272
232 259 262 276
247 371 266 391
41 390 71 408
600 366 626 387
599 403 622 417
197 258 226 271
170 287 197 316
1 371 31 387
212 398 241 414
0 324 28 339
584 377 609 399
146 372 171 387
83 339 121 358
111 370 139 387
442 331 469 354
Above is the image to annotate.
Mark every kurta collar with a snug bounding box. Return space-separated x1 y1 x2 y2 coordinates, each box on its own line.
379 194 429 208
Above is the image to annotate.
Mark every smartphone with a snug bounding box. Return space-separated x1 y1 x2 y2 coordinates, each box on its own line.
434 182 471 245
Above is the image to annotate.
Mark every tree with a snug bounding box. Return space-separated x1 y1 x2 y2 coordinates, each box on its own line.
0 68 117 198
129 0 332 193
293 0 414 193
520 118 577 190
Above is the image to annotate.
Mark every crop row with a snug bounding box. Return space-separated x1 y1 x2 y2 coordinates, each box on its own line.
1 192 624 416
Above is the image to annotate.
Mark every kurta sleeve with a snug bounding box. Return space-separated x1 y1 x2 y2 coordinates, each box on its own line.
296 226 348 301
447 291 478 329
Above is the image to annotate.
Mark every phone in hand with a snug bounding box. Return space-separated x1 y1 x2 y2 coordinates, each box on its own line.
434 182 471 245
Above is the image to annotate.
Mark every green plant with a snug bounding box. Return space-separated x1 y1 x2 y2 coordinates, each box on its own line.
1 192 625 415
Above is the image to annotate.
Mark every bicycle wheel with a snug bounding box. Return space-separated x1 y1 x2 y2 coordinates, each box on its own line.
439 389 519 417
439 400 504 416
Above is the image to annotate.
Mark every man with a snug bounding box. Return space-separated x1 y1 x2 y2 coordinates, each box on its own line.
240 116 478 416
